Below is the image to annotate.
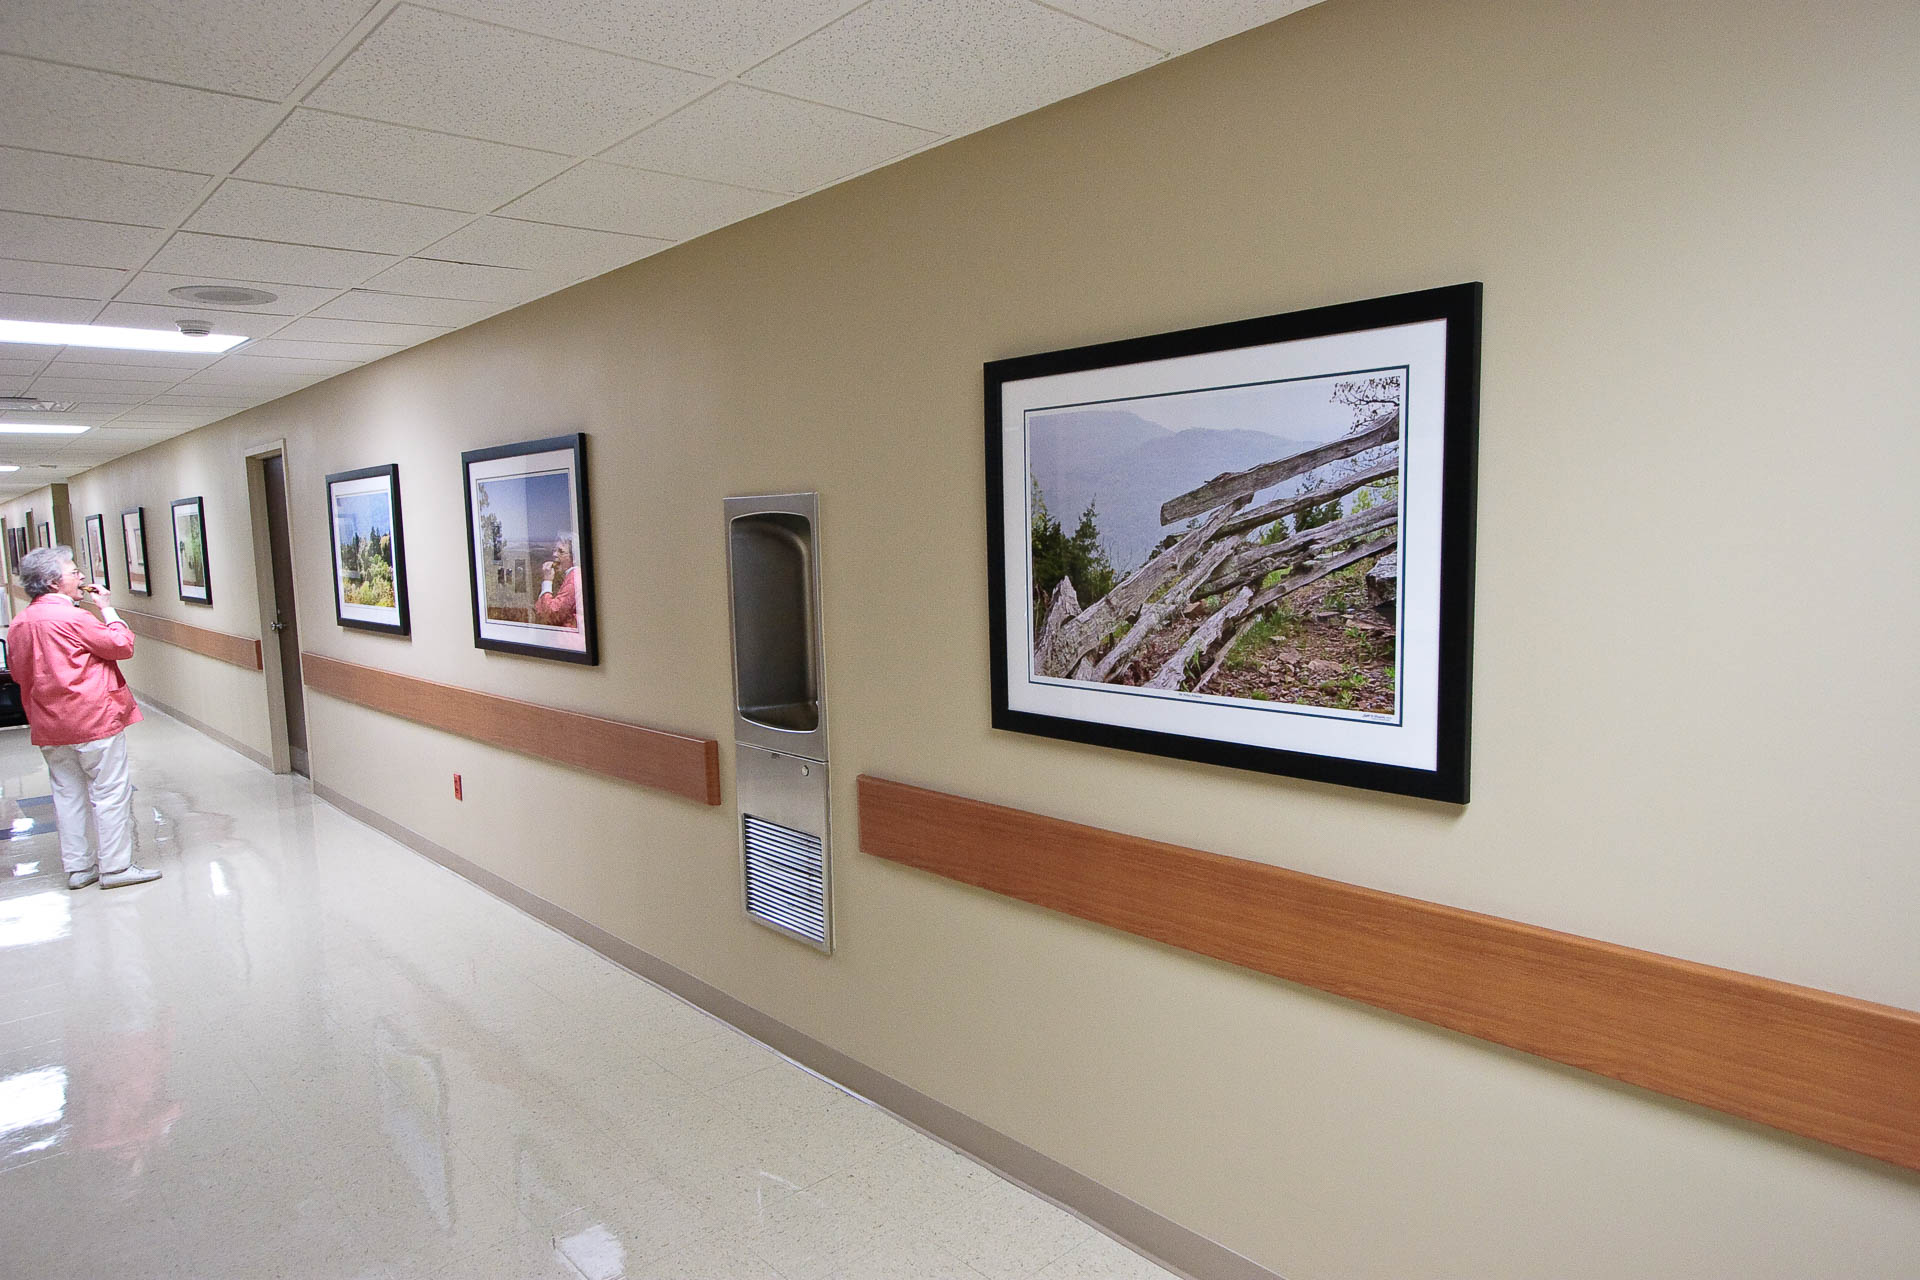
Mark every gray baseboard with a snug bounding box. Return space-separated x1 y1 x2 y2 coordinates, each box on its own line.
311 779 1281 1280
134 690 274 770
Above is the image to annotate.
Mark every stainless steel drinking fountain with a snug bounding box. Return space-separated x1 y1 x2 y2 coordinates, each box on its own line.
725 493 831 952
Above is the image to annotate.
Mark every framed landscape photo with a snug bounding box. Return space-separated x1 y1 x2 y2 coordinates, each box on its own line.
171 496 210 605
986 282 1481 803
121 507 151 596
326 464 410 635
84 514 109 589
461 433 596 664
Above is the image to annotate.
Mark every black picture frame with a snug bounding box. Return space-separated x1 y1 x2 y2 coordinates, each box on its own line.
986 282 1480 803
121 507 151 596
84 514 109 590
325 464 411 636
460 433 596 664
171 495 210 605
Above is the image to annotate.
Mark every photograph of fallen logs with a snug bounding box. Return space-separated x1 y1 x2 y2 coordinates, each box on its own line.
987 283 1479 801
1030 378 1403 715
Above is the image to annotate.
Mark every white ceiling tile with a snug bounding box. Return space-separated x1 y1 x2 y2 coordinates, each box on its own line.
308 6 711 154
270 315 451 346
0 260 126 300
0 213 167 270
210 354 359 378
185 180 471 257
601 84 941 194
236 109 572 212
742 0 1163 134
144 394 262 407
359 257 554 303
0 149 209 227
115 272 339 314
311 290 499 327
94 302 292 339
241 338 402 361
1043 0 1321 52
179 368 327 388
28 374 177 393
18 383 153 403
46 358 205 381
499 162 781 239
36 348 219 371
0 56 283 171
0 293 97 323
421 218 668 275
0 357 50 377
423 0 862 77
0 0 377 99
147 232 393 290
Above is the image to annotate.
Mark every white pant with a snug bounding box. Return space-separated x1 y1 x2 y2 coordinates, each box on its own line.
42 733 135 876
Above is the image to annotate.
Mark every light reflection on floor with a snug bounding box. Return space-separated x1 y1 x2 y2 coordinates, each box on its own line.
0 712 1174 1280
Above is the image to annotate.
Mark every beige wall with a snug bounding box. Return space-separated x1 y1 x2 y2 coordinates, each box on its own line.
55 0 1920 1274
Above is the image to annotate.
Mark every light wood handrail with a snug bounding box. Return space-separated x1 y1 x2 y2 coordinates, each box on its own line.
120 609 263 671
303 653 721 805
858 774 1920 1173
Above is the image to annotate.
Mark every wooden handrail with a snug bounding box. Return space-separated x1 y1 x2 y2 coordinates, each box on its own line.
302 653 721 805
858 774 1920 1173
119 609 262 670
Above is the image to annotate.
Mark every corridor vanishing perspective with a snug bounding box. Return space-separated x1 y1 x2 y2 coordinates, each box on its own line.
0 708 1172 1280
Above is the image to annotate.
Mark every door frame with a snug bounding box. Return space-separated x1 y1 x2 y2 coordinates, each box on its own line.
244 438 301 775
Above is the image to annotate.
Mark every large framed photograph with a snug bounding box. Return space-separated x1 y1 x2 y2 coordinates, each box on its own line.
987 283 1480 803
461 434 596 663
83 514 109 589
121 507 150 596
326 464 410 636
171 496 210 605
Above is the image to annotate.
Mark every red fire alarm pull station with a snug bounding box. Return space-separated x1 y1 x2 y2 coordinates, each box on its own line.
453 774 463 800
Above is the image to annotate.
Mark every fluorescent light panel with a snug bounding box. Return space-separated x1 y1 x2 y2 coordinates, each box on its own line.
0 319 246 354
0 466 19 472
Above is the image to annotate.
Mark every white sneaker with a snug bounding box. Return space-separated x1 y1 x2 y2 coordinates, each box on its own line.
99 865 161 889
68 869 98 890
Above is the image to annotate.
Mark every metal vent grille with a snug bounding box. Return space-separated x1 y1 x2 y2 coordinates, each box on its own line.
743 814 828 948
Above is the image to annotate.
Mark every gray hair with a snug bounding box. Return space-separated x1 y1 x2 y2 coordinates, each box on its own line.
20 545 75 599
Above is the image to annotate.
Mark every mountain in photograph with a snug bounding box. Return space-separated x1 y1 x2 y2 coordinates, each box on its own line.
1029 408 1318 574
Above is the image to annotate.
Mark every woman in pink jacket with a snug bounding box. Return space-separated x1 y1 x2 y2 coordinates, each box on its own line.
7 546 159 889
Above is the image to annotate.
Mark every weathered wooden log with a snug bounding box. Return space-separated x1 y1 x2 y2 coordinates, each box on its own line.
1366 550 1399 613
1245 534 1397 617
1035 496 1249 678
1159 409 1400 525
1145 585 1256 690
1032 577 1081 662
1087 539 1240 683
1211 453 1399 541
1197 501 1399 600
1192 536 1400 696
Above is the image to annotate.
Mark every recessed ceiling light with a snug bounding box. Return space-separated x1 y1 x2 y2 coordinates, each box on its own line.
0 465 19 473
0 319 247 354
0 423 89 435
167 284 278 306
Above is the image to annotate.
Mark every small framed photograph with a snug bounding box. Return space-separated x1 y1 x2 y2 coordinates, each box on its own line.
24 511 33 549
36 521 50 550
121 507 151 596
326 464 410 636
987 283 1481 803
171 496 210 605
461 433 596 663
84 514 109 590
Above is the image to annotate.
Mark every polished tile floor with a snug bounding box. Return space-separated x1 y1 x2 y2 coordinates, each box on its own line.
0 709 1177 1280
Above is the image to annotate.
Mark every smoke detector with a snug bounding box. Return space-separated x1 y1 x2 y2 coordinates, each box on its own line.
167 284 278 307
174 318 215 338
